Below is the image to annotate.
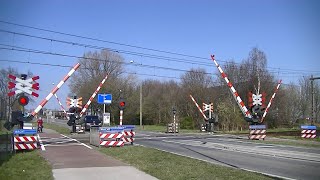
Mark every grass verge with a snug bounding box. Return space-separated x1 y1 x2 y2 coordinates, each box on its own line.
99 146 272 180
0 151 53 180
42 122 70 134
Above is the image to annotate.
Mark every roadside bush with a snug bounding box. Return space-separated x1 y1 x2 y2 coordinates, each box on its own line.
180 116 194 129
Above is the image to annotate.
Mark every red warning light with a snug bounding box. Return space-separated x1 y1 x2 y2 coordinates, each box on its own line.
18 95 29 106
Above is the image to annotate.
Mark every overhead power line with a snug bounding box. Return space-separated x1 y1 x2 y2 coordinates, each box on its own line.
0 20 207 60
1 43 314 78
0 29 219 66
1 59 303 82
0 22 318 74
0 59 180 80
0 43 316 79
0 44 215 76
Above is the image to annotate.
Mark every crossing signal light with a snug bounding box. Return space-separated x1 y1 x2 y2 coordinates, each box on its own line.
119 99 126 110
18 94 29 106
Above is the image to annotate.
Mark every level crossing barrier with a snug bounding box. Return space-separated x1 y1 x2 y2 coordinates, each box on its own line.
301 125 317 139
13 129 38 150
248 125 266 140
99 127 124 147
166 123 179 133
119 125 135 145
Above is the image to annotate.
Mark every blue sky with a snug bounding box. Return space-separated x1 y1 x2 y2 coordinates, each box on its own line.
0 0 319 110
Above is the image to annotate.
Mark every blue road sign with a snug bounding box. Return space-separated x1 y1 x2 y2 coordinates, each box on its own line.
119 125 135 130
97 94 112 104
99 126 124 133
301 125 317 130
249 125 266 129
13 129 37 135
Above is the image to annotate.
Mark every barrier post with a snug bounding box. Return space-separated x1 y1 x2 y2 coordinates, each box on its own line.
99 127 124 147
301 125 317 139
121 125 135 145
249 125 266 140
13 129 38 151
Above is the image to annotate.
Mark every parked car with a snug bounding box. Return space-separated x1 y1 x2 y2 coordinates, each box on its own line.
82 115 101 131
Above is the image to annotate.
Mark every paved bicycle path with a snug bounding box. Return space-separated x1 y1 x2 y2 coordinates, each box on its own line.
38 129 157 180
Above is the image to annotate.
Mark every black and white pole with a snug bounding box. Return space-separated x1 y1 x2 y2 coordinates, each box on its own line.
173 107 176 134
120 110 123 126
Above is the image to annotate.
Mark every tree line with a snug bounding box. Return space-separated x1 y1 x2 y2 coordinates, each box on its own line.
1 48 319 131
68 48 320 130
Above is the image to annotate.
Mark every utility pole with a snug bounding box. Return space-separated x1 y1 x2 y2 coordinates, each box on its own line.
310 75 320 125
140 83 142 128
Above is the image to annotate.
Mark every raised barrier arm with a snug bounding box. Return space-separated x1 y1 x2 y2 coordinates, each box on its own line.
210 55 252 118
54 93 67 114
79 74 109 117
260 80 282 123
189 94 208 120
32 63 80 116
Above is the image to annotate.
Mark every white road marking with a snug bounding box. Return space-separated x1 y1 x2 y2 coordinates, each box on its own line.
37 134 46 151
135 143 297 180
60 134 92 149
162 139 320 163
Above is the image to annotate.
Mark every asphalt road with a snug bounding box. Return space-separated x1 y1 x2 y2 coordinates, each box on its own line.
135 131 320 180
48 119 320 180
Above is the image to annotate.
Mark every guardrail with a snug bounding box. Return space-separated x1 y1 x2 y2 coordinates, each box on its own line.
90 125 136 147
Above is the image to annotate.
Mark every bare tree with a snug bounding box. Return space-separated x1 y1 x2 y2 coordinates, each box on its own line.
69 49 126 117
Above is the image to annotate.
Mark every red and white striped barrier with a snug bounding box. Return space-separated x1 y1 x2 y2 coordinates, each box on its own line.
122 130 135 144
80 74 109 117
99 133 124 147
301 127 317 139
14 136 38 150
249 134 266 140
249 125 266 140
189 94 208 120
15 143 38 150
249 129 266 135
32 63 80 116
211 55 252 119
54 93 67 114
100 133 124 139
14 136 38 142
261 80 282 123
100 141 124 147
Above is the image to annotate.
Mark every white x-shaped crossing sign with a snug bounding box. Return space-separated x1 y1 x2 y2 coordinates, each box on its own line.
252 94 262 106
202 103 213 112
8 74 39 97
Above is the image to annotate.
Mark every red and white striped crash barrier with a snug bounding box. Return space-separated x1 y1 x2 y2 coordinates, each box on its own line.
99 140 124 147
301 126 317 139
14 136 38 150
249 125 266 140
99 133 124 147
249 134 266 140
14 136 38 142
100 133 124 139
122 130 135 144
15 143 38 150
